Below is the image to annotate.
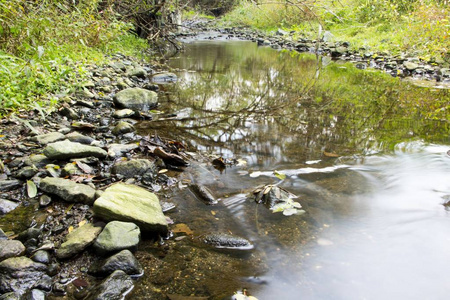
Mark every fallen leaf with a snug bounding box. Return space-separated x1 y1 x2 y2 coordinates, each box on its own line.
273 170 286 180
323 151 340 158
68 226 74 233
78 220 87 227
211 210 216 216
171 223 193 235
26 180 37 198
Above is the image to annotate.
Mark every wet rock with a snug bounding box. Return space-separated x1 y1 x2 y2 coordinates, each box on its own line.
85 270 133 300
113 109 136 119
112 121 135 136
0 240 25 261
93 183 168 235
0 180 22 192
189 184 217 205
0 256 47 294
404 61 419 71
39 195 52 207
56 223 103 260
15 166 38 179
93 221 140 255
126 66 147 78
24 155 51 169
43 140 107 160
107 143 139 158
31 132 65 145
65 132 95 145
202 233 253 250
0 199 19 214
23 289 46 300
31 250 50 264
88 249 143 276
113 88 158 111
111 159 155 178
39 177 96 204
151 72 177 83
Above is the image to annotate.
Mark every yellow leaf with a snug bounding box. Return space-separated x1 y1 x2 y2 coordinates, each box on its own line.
211 210 216 216
68 226 74 233
79 220 87 227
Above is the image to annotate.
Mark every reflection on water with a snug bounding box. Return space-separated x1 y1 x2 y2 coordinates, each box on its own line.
135 41 450 299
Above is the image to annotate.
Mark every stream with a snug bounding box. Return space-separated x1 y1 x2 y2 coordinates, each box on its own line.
132 39 450 299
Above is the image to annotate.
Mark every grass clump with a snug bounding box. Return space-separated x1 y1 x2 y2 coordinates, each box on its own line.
0 0 149 118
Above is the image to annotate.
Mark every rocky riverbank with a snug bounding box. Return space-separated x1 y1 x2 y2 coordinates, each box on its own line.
179 20 450 83
0 51 260 299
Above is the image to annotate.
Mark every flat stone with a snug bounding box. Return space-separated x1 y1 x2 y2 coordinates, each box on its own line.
126 67 147 78
43 140 107 160
93 183 168 235
93 221 140 255
0 199 19 214
31 132 65 145
24 155 51 168
39 177 96 204
112 121 135 136
107 144 139 158
112 159 155 178
0 240 25 261
65 132 95 145
85 270 133 300
56 223 103 260
404 61 419 71
113 109 136 119
15 166 38 179
0 256 47 294
0 180 22 192
151 72 177 83
113 88 158 111
88 249 143 276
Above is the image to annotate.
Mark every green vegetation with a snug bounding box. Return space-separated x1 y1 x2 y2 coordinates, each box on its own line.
221 0 450 60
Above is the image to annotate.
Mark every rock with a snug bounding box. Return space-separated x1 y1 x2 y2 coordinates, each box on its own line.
0 256 47 294
111 159 155 178
43 140 107 160
17 228 41 242
60 107 79 120
39 195 51 207
85 270 133 300
0 240 25 261
88 249 143 276
107 144 139 158
56 223 103 260
126 67 147 78
24 289 46 300
93 221 140 255
31 250 50 264
404 61 419 71
189 184 217 205
93 183 168 235
202 233 253 250
0 199 19 214
15 166 38 179
39 177 96 204
0 180 22 192
113 109 136 119
151 72 177 83
76 88 95 99
61 163 82 177
112 121 135 136
24 155 51 168
31 132 65 145
0 229 7 240
0 292 21 299
113 88 158 111
331 46 348 57
65 132 95 145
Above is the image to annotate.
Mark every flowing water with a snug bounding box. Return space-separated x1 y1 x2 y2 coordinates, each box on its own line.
136 39 450 299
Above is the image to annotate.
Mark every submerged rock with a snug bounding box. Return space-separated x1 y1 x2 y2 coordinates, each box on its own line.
93 183 168 235
93 221 140 255
88 249 143 276
85 270 133 300
0 240 25 261
0 256 47 294
39 177 96 204
189 184 217 205
56 223 103 260
43 140 107 160
202 233 253 250
111 159 155 178
151 72 177 83
113 88 158 111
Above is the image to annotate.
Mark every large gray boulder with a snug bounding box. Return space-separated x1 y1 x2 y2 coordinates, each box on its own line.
56 223 103 259
85 270 133 300
93 183 168 235
39 177 96 204
111 159 155 178
43 140 107 160
93 221 140 255
88 249 143 276
0 240 25 261
113 88 158 111
0 257 47 294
